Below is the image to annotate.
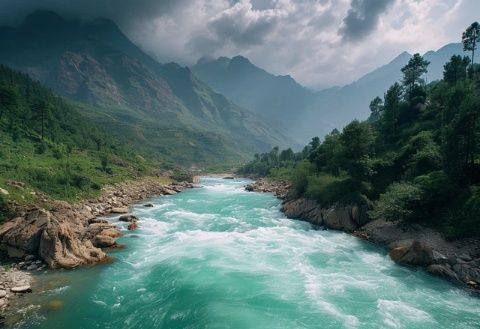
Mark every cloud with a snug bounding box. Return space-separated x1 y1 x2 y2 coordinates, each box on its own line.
0 0 475 89
340 0 395 41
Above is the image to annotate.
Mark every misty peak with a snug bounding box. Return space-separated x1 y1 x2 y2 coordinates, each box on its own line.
21 10 69 30
231 56 251 65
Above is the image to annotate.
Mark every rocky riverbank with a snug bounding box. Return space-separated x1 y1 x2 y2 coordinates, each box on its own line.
0 177 194 313
246 179 480 291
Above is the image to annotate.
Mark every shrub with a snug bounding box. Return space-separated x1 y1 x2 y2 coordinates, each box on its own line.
290 160 315 197
35 142 47 154
0 194 14 221
369 182 422 221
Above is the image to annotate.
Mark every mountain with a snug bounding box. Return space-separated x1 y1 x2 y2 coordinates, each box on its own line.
0 11 294 166
192 56 316 134
193 44 466 143
292 43 466 141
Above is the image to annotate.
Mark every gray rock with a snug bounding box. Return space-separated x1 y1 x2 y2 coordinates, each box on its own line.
118 214 139 223
427 264 459 281
11 286 32 293
459 253 472 262
24 255 35 262
0 290 6 298
26 264 38 271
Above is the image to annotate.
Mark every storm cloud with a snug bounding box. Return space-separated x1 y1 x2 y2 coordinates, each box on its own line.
0 0 477 89
340 0 395 41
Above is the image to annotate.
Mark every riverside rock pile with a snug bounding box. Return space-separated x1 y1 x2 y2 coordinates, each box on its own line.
245 179 290 199
0 180 194 269
0 265 32 313
250 179 480 290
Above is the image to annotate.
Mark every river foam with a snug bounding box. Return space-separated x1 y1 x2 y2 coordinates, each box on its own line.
14 177 480 329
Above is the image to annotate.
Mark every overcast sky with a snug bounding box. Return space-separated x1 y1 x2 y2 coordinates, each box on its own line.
0 0 478 89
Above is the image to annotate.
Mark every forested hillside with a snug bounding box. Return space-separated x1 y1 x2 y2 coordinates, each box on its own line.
0 11 293 165
0 65 173 218
239 23 480 238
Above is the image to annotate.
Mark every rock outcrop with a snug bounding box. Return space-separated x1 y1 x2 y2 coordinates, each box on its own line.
282 198 368 232
251 178 480 290
245 179 290 199
0 180 194 269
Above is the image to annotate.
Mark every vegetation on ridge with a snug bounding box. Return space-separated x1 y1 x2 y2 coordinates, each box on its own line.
0 65 185 218
238 22 480 238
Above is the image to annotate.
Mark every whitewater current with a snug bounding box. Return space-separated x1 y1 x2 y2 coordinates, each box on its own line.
14 177 480 328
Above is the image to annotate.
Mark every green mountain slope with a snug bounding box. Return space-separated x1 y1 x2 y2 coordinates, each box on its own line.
0 11 293 166
0 64 168 207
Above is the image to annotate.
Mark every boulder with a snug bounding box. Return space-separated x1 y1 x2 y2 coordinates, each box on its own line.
427 264 459 281
11 286 32 293
92 235 116 248
100 228 121 238
162 188 177 195
111 207 129 214
127 222 138 231
39 219 107 268
0 209 51 256
389 240 434 266
24 255 35 262
118 214 138 222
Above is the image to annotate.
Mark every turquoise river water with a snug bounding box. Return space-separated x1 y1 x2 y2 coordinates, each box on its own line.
13 177 480 328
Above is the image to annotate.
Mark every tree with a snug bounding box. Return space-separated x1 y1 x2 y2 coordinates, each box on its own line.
401 53 430 99
279 148 295 162
443 55 470 84
31 99 49 140
369 96 384 121
462 22 480 73
309 137 320 150
382 83 402 140
0 85 20 128
340 120 376 180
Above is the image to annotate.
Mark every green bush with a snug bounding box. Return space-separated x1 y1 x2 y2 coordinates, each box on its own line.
369 182 422 221
290 160 315 197
0 194 13 221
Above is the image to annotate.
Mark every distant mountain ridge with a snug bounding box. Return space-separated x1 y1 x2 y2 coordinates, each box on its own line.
192 56 316 135
0 11 294 165
193 43 466 143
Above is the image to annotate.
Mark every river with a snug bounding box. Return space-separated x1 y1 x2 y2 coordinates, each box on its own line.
13 177 480 328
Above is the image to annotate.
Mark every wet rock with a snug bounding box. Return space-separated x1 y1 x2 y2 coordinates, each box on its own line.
26 264 38 271
111 207 129 214
11 286 32 293
128 222 138 231
281 198 367 232
92 235 116 248
162 188 177 195
143 203 154 207
118 214 138 222
427 264 459 281
389 241 435 266
223 176 235 179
